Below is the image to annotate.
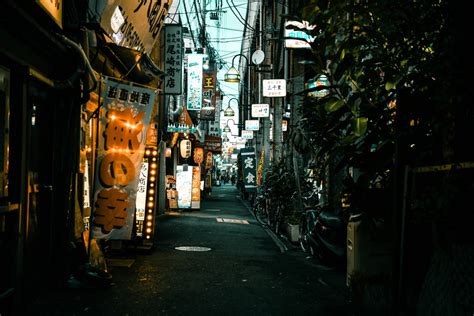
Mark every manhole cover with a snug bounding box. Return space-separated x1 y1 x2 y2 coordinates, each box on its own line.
175 246 212 252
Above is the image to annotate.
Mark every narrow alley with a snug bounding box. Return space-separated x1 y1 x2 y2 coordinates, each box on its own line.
27 184 350 315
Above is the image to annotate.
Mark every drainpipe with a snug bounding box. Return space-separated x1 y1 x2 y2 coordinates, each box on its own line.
56 33 98 95
28 33 98 101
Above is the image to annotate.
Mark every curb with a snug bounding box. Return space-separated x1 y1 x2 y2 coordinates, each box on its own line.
236 195 289 253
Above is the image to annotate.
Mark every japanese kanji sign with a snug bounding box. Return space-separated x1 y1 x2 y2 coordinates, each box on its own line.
200 70 217 120
251 103 270 118
240 148 257 192
135 162 148 222
263 79 287 97
164 25 183 94
91 77 155 240
98 0 171 54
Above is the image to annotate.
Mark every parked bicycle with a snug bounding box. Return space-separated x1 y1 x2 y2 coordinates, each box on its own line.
297 189 319 253
252 187 285 234
253 186 270 226
267 194 284 234
252 162 298 235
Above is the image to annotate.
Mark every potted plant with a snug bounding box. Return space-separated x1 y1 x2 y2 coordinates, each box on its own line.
284 210 301 243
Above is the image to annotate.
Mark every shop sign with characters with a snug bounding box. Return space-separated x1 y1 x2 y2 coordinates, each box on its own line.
240 148 257 192
91 77 155 240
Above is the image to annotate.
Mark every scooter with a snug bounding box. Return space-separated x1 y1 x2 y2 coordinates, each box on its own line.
299 204 350 266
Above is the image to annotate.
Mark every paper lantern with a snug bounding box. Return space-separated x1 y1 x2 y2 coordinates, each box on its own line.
180 139 191 158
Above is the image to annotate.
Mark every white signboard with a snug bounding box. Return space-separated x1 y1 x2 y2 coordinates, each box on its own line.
242 130 254 139
176 165 193 208
251 104 270 118
83 160 90 208
245 120 260 131
263 79 286 97
187 54 203 110
135 162 149 221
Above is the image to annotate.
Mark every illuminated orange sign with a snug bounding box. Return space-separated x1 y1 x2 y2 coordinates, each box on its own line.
91 78 155 240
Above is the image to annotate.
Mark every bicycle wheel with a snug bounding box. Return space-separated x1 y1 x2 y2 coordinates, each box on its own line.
299 220 309 252
268 203 282 234
253 200 268 226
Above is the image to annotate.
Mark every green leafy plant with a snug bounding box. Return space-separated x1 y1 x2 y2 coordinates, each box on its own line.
289 0 454 222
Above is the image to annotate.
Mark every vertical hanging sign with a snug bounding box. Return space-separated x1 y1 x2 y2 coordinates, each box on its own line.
240 148 257 192
200 70 217 120
187 54 203 110
191 166 201 209
135 161 149 236
91 77 155 240
164 25 183 94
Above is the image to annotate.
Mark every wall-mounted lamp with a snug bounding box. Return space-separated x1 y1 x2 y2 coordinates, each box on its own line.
223 119 243 135
224 54 252 126
223 97 239 117
224 54 249 83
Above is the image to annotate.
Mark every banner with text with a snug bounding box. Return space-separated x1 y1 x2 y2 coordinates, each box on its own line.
187 54 203 110
91 77 155 240
200 70 217 120
98 0 171 54
164 25 183 94
240 148 257 192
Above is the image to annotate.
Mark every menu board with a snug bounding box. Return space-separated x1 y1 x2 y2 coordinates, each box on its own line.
176 165 192 208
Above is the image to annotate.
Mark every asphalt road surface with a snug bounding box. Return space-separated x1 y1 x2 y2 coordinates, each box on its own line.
27 184 351 315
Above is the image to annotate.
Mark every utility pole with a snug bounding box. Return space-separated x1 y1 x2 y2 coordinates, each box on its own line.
261 1 271 171
272 1 287 165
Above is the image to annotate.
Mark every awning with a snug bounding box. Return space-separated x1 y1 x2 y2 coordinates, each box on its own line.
97 42 165 85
